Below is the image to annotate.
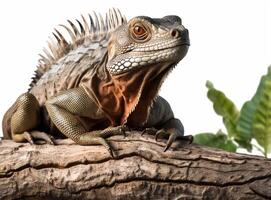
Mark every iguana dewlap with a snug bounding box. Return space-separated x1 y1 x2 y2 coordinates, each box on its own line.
2 9 191 157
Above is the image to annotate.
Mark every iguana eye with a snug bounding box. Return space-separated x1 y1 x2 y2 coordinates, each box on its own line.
130 23 150 41
134 25 146 36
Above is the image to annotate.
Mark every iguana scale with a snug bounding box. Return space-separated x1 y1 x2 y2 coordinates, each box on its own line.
2 8 191 157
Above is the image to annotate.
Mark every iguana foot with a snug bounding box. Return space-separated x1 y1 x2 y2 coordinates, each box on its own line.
78 125 130 158
23 131 55 145
93 125 129 138
155 129 193 151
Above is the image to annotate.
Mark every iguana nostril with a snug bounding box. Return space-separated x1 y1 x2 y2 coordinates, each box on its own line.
171 28 189 40
170 29 180 38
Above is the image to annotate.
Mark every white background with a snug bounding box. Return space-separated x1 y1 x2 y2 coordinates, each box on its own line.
0 0 270 150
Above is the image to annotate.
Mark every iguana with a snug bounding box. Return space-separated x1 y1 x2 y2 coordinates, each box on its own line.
2 8 191 157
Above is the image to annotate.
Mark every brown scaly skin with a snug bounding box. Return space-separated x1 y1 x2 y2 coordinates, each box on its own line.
2 9 191 157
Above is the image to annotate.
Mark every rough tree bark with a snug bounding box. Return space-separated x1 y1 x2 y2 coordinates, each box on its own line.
0 131 270 200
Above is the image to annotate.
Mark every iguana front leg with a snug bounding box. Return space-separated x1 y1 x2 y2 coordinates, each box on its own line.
45 87 126 157
142 96 193 151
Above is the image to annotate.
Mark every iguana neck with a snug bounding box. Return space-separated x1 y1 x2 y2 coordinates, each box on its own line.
113 63 172 126
81 54 172 126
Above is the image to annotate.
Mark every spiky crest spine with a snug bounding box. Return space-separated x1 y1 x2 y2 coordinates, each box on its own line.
29 8 127 90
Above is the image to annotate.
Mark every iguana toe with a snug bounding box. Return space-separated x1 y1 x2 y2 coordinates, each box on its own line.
23 132 35 144
141 127 157 136
118 125 130 138
155 129 167 141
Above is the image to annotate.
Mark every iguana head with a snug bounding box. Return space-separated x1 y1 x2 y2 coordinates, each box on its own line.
107 15 189 75
104 15 189 125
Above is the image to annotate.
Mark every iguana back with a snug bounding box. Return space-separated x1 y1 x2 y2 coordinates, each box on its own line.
30 9 126 105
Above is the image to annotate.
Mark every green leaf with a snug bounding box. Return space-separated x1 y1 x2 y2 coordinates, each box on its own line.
194 130 237 152
236 74 268 152
206 81 252 150
206 81 240 135
237 67 271 156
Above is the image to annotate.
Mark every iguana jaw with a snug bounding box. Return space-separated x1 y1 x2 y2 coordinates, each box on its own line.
107 41 189 75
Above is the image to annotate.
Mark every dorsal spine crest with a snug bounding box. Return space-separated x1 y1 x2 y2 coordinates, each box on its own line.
29 8 127 90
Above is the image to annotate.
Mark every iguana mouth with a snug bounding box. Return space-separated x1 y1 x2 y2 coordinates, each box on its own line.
133 42 190 53
131 38 190 53
177 41 190 47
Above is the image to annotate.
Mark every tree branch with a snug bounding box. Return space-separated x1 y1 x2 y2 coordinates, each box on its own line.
0 132 270 199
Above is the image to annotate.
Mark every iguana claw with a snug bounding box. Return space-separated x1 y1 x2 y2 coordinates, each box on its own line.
163 132 177 152
23 131 55 145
